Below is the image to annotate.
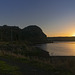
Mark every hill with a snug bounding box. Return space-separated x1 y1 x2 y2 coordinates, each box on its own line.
22 25 47 44
0 25 47 44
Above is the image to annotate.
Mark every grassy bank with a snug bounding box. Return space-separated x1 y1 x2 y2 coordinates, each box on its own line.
0 53 75 75
0 42 75 75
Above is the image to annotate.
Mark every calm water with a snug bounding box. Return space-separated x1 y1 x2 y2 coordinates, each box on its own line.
37 41 75 56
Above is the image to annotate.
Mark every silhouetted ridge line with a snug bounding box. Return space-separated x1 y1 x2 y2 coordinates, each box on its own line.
0 25 47 44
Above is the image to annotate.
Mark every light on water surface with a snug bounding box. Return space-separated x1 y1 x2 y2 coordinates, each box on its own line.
38 42 75 56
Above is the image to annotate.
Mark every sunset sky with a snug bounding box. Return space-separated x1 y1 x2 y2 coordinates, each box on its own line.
0 0 75 37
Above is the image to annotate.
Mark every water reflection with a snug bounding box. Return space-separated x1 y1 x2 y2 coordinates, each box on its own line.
36 44 47 51
37 42 75 56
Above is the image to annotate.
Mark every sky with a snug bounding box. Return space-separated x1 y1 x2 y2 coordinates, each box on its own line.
0 0 75 37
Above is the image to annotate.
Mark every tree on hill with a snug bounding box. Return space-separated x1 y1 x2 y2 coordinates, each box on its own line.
22 25 47 44
0 25 47 44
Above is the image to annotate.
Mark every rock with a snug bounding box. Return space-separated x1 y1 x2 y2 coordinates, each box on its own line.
0 25 47 44
22 25 47 44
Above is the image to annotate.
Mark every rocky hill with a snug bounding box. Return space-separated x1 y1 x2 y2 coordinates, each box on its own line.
0 25 47 44
22 25 47 44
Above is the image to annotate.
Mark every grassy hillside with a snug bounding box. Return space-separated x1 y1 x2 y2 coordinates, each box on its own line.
0 55 75 75
0 42 75 75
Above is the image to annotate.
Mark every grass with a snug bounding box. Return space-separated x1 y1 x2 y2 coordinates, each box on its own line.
0 54 75 75
0 60 21 75
0 42 75 75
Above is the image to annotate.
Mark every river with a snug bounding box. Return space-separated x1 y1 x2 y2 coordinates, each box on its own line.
36 41 75 56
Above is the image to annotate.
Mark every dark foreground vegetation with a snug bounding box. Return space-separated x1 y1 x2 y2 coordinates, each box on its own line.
0 51 75 75
0 25 75 75
0 25 47 44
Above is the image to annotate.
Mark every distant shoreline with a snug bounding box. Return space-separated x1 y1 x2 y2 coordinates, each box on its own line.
47 37 75 42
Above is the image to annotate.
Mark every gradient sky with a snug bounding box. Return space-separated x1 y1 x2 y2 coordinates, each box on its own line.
0 0 75 37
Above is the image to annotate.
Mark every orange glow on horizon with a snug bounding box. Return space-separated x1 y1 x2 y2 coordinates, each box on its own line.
72 34 75 37
47 33 75 37
45 22 75 37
